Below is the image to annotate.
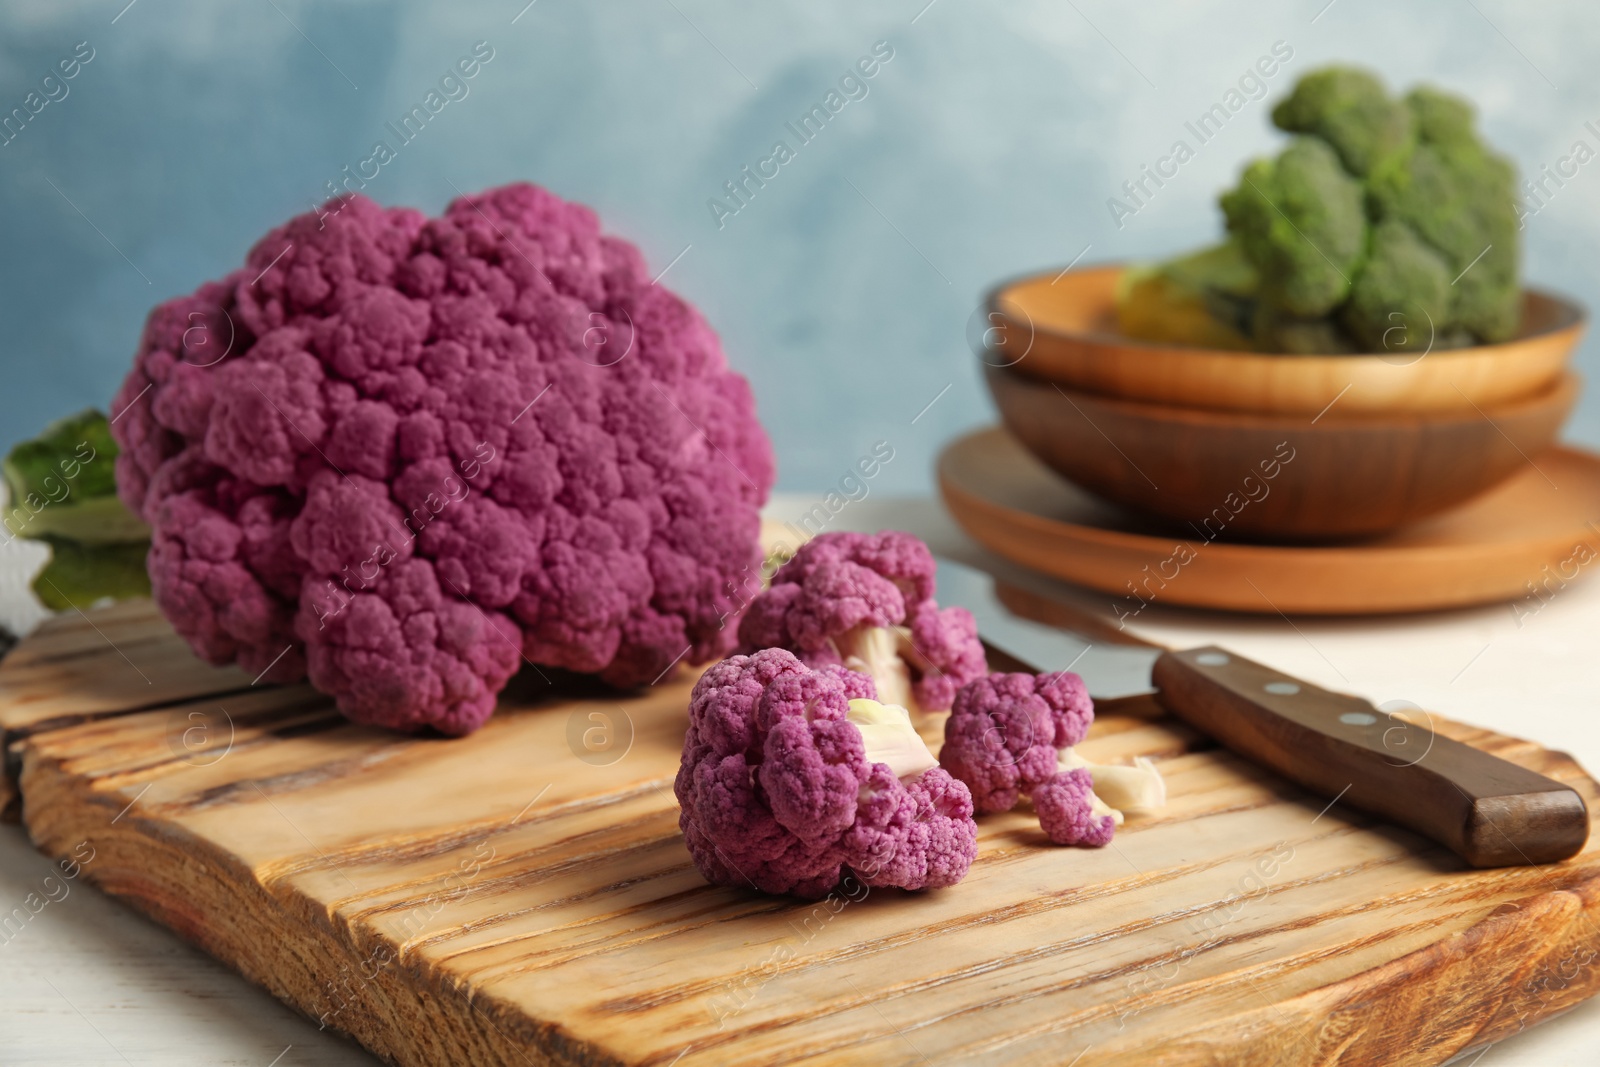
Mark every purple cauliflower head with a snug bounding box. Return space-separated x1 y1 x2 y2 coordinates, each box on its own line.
736 531 985 715
111 183 774 735
675 648 978 899
940 672 1166 847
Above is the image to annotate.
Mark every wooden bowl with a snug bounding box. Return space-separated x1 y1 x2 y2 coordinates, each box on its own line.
984 362 1579 540
939 427 1600 614
987 265 1585 416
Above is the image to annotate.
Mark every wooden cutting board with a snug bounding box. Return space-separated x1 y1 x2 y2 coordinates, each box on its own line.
4 599 1600 1066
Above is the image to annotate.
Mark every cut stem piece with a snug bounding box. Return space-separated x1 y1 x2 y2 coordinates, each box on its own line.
1056 749 1167 824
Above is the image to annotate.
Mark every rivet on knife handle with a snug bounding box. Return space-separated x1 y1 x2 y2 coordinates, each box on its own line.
1150 647 1590 868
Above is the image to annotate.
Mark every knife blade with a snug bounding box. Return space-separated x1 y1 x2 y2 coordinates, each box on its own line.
936 556 1590 868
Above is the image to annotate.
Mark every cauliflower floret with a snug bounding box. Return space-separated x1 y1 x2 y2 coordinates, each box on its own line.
940 671 1166 846
675 648 978 899
737 531 986 716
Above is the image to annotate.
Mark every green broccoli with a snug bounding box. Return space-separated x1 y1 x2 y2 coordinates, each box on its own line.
1367 86 1521 344
1271 67 1414 178
4 409 151 610
1120 66 1521 354
1220 137 1366 320
1342 218 1453 353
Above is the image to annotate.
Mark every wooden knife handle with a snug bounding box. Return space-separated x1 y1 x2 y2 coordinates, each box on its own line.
1151 647 1590 868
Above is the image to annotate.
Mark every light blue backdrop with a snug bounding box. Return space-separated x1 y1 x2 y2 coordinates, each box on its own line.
3 0 1597 494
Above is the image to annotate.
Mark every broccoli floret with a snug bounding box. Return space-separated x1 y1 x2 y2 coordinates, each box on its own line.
1152 239 1262 301
1342 218 1454 353
1120 66 1521 353
1220 137 1367 318
1271 67 1414 177
1368 87 1521 342
1252 307 1360 355
1406 84 1476 147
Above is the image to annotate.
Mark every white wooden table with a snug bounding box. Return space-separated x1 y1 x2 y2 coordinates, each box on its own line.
3 494 1598 1065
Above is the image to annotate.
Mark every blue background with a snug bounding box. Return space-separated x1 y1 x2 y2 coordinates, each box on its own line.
2 0 1597 493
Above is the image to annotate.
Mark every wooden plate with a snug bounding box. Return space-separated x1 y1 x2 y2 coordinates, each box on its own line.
939 427 1600 615
988 266 1586 416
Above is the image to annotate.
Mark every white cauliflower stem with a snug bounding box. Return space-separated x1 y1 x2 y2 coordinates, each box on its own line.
834 624 920 711
847 698 939 780
1056 750 1168 826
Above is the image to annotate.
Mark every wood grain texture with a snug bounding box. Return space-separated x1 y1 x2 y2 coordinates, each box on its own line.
989 266 1585 416
6 601 1600 1066
985 362 1578 539
940 427 1600 615
0 597 251 821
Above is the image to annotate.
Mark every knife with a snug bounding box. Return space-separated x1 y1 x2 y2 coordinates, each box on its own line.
935 556 1590 868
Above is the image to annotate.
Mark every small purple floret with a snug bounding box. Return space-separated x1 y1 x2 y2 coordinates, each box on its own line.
941 671 1115 847
675 648 978 899
737 531 985 714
